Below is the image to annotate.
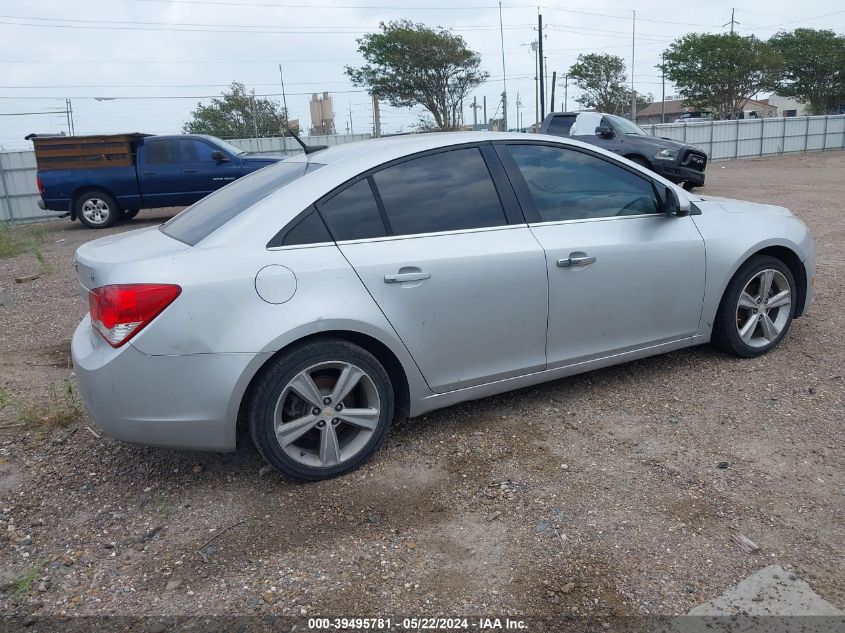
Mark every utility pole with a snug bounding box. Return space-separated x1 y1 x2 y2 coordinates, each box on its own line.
630 10 637 122
348 101 353 135
723 8 739 34
531 41 539 126
516 91 522 130
472 96 478 127
661 52 666 124
483 96 488 129
550 71 556 115
278 64 289 124
250 90 259 138
538 14 545 121
563 75 569 111
372 94 381 137
498 1 508 131
544 57 550 107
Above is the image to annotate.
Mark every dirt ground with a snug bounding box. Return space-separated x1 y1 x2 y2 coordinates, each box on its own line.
0 151 843 627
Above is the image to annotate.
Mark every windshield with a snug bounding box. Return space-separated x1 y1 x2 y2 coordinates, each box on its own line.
605 114 647 135
203 136 247 156
161 160 323 245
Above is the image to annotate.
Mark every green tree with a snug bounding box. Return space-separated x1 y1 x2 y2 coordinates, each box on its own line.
183 82 296 138
769 28 845 115
567 54 629 114
661 33 781 120
346 20 488 130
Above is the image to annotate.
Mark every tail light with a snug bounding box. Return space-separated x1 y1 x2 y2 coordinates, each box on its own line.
89 284 181 348
36 175 44 196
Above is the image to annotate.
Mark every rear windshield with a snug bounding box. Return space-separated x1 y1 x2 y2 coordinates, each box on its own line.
161 160 323 245
545 116 576 136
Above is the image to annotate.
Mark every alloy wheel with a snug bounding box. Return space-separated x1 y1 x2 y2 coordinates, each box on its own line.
81 198 112 226
735 268 792 349
273 361 381 468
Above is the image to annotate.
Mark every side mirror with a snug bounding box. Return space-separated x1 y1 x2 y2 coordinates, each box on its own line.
662 184 690 217
211 150 229 163
595 124 614 139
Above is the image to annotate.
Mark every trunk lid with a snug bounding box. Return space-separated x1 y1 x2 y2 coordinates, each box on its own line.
74 226 188 293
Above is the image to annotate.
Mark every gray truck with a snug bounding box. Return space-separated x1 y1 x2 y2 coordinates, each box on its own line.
540 112 707 189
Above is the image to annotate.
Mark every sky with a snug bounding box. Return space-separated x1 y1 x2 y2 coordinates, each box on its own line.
0 0 843 150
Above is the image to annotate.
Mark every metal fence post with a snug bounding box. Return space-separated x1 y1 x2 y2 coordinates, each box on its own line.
709 120 714 158
759 118 765 156
804 116 810 152
0 156 15 222
735 120 739 159
822 115 828 151
780 117 787 153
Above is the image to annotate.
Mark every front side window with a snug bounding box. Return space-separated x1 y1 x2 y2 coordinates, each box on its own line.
505 144 661 222
162 160 322 245
145 139 177 165
179 138 218 163
372 147 507 237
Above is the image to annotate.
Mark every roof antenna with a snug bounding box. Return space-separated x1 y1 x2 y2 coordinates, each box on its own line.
281 122 327 155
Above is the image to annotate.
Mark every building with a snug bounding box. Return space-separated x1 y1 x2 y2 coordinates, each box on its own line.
309 92 336 135
759 94 809 117
636 98 778 125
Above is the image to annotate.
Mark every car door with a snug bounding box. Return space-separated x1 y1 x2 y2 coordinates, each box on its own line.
177 137 239 202
496 142 706 368
317 145 549 393
138 138 184 207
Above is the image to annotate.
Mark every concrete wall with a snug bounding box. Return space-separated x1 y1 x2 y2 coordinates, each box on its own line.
641 114 845 161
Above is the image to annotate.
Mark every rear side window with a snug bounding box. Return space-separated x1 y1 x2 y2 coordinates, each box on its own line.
545 116 576 137
372 147 506 236
318 178 386 241
146 139 177 164
162 160 322 245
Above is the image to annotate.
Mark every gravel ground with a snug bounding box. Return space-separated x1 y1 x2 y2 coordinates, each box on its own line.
0 152 843 626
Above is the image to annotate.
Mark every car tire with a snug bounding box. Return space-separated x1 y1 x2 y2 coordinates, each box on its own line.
121 209 140 220
248 338 394 481
712 255 796 358
75 190 120 229
683 182 699 191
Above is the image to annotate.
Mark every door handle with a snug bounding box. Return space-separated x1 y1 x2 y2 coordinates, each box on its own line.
183 169 197 174
557 255 596 268
384 271 431 284
143 171 155 175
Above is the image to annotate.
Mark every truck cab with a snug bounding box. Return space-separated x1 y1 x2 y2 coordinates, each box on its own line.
540 112 708 190
33 133 282 228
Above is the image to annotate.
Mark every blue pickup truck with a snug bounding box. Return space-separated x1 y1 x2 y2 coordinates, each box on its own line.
30 133 281 229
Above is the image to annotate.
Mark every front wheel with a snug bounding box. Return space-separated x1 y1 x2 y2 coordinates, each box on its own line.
249 338 394 481
713 255 796 358
75 191 119 229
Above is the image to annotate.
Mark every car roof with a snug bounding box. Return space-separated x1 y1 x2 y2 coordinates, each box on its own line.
299 131 571 168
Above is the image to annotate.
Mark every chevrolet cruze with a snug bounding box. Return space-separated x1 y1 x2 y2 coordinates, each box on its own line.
71 132 815 480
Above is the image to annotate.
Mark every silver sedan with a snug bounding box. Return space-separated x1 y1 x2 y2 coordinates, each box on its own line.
71 132 815 480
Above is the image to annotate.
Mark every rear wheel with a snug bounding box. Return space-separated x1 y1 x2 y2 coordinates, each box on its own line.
249 338 394 481
121 209 140 220
713 255 796 358
75 190 119 229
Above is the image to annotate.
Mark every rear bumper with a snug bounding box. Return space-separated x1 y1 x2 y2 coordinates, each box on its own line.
71 316 261 452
